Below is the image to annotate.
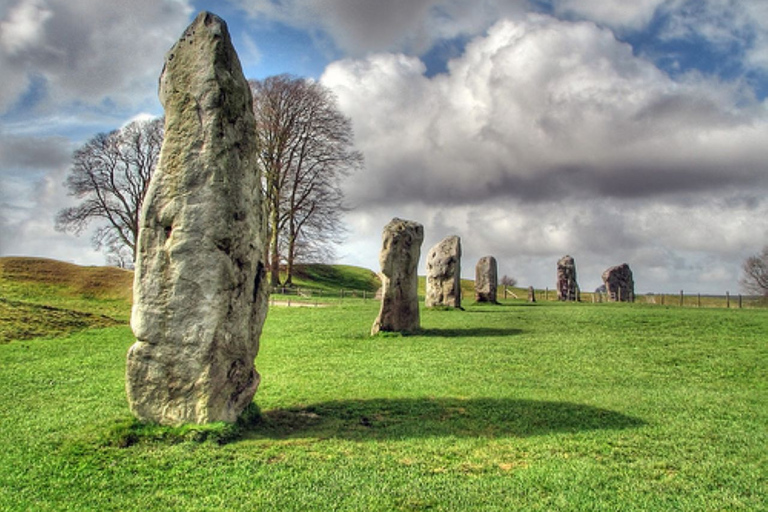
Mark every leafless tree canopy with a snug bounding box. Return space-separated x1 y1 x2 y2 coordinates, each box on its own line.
500 275 518 288
250 75 363 286
55 118 163 267
740 246 768 296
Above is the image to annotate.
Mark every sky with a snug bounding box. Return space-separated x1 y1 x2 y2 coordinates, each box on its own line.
2 0 768 294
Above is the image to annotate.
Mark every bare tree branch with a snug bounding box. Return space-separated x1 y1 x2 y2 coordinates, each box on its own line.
500 275 518 288
55 117 164 267
741 246 768 296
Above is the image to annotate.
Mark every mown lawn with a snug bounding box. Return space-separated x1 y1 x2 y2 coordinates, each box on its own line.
0 300 766 511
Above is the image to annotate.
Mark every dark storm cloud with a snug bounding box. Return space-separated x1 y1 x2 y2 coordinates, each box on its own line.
341 155 768 209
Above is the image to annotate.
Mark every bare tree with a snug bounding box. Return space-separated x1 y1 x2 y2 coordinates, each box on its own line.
740 246 768 296
250 75 362 286
500 275 518 299
56 117 163 266
500 275 518 288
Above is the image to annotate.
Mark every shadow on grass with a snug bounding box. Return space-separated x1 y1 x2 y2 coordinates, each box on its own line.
247 397 645 441
416 327 523 338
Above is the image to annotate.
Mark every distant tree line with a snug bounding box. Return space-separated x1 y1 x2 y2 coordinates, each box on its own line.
56 75 361 284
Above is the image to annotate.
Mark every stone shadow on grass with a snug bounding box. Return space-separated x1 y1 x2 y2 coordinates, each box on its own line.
246 398 645 441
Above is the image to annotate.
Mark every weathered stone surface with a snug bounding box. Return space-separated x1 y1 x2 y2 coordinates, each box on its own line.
474 256 498 303
371 218 423 335
126 12 268 426
557 255 580 301
425 236 462 308
602 263 635 302
528 286 536 303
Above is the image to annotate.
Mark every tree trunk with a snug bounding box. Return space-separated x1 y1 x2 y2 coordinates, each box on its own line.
269 201 281 287
285 232 297 286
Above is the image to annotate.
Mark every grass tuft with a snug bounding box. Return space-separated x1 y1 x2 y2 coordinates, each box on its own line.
100 403 264 448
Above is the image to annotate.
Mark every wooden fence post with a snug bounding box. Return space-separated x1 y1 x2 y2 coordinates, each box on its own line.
726 291 730 309
679 290 684 307
739 294 743 309
697 293 701 308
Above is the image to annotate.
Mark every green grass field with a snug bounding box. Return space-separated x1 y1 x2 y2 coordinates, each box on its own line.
1 258 766 510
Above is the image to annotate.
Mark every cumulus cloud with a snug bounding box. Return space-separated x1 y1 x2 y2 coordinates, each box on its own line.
232 0 768 100
551 0 665 31
0 0 192 113
0 163 104 264
233 0 529 55
0 132 69 168
659 0 751 45
322 15 768 291
324 15 768 206
649 0 768 78
0 131 102 263
0 0 192 262
743 1 768 70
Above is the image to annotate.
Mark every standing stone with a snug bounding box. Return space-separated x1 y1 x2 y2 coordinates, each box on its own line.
425 236 462 308
474 256 498 303
602 263 635 302
557 255 580 301
528 286 536 303
371 218 424 335
126 12 268 425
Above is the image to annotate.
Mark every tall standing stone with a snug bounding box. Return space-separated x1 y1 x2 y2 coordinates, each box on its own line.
556 255 580 301
425 236 462 308
126 12 269 425
602 263 635 302
528 286 536 303
475 256 498 303
371 218 424 335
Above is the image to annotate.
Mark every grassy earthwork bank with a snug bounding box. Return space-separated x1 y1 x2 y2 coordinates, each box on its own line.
0 257 766 510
